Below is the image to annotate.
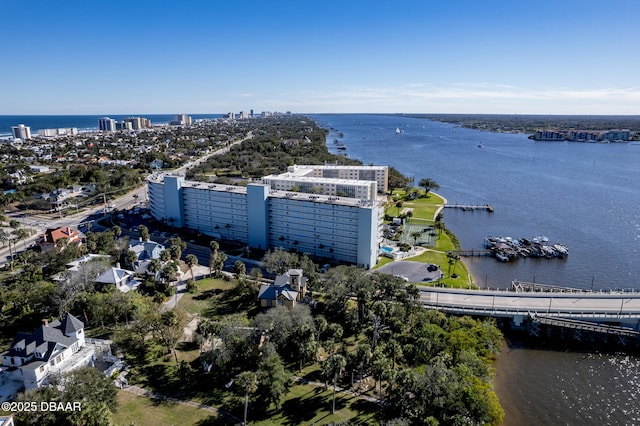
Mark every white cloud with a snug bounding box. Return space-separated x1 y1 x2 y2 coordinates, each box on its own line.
271 83 640 114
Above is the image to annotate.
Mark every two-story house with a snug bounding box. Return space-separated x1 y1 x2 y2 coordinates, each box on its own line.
257 269 308 309
0 314 93 396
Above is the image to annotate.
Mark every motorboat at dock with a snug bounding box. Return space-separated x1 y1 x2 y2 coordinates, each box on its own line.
484 235 568 262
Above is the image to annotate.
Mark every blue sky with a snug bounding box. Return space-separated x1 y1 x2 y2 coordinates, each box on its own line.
2 0 639 115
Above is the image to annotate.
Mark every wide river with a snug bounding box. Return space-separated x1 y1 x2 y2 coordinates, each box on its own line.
312 113 640 425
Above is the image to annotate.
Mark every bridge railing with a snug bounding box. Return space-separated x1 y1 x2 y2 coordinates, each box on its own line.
420 301 640 320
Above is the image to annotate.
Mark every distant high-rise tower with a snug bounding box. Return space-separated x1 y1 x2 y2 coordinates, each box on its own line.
173 114 192 126
250 109 254 118
124 117 143 130
98 117 116 132
11 124 31 140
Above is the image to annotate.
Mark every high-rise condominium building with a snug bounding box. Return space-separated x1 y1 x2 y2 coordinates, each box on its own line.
148 172 383 269
11 124 31 140
98 117 116 132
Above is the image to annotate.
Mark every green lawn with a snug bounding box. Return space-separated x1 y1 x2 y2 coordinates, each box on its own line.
112 390 223 426
401 194 445 222
112 381 380 426
250 383 379 426
178 277 235 317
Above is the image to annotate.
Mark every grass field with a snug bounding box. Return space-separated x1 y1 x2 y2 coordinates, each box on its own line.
178 277 235 317
251 383 379 426
112 390 222 426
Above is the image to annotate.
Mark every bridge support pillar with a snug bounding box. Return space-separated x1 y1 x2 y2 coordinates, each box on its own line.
513 315 524 326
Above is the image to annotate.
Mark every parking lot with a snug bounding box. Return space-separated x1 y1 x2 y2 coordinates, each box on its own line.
376 260 442 283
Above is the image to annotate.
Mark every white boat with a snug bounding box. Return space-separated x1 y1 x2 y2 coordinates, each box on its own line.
395 127 401 134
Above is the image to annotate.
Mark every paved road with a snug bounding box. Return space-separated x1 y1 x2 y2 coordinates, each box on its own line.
419 286 640 318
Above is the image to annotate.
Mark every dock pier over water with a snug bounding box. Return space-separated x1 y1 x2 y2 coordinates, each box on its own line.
444 203 494 212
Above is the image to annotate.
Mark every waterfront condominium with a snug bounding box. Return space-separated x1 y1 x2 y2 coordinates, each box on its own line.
11 124 31 140
98 117 117 132
147 165 388 269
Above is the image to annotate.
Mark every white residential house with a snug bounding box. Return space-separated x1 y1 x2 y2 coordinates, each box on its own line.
51 254 112 283
95 266 140 293
0 314 93 398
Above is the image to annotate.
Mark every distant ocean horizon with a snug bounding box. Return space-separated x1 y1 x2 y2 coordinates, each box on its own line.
0 114 225 137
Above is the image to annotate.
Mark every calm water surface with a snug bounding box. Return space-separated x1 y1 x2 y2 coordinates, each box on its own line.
312 113 640 425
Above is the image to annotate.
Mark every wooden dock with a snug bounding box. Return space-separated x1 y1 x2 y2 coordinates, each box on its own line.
444 203 494 212
448 249 494 257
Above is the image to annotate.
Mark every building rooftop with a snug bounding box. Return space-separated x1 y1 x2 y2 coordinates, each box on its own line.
147 174 380 208
262 174 375 187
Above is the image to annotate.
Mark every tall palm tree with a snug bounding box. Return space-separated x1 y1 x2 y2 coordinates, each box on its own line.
185 254 198 279
410 231 422 247
235 371 258 426
209 240 219 276
112 225 122 241
325 354 346 414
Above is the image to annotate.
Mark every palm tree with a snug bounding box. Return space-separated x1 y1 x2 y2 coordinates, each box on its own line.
372 352 390 396
209 240 219 276
235 371 258 426
185 254 198 279
112 225 122 241
0 229 9 248
233 260 246 277
325 354 346 414
161 310 179 364
410 231 422 247
435 213 444 238
138 224 149 242
126 250 138 267
395 201 403 216
147 258 162 277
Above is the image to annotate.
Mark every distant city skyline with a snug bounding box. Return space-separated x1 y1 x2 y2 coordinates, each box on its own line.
2 0 639 115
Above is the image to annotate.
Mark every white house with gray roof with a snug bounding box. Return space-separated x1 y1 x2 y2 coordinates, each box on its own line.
0 314 93 397
95 266 140 293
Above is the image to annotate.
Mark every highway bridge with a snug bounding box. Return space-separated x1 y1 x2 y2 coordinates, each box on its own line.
419 283 640 338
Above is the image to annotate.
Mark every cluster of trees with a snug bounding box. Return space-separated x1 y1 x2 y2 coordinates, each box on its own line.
404 113 640 136
0 227 174 331
194 264 503 425
186 116 362 184
0 162 145 210
14 367 118 426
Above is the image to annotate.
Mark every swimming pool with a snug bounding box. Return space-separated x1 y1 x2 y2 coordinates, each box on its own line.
381 246 394 253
